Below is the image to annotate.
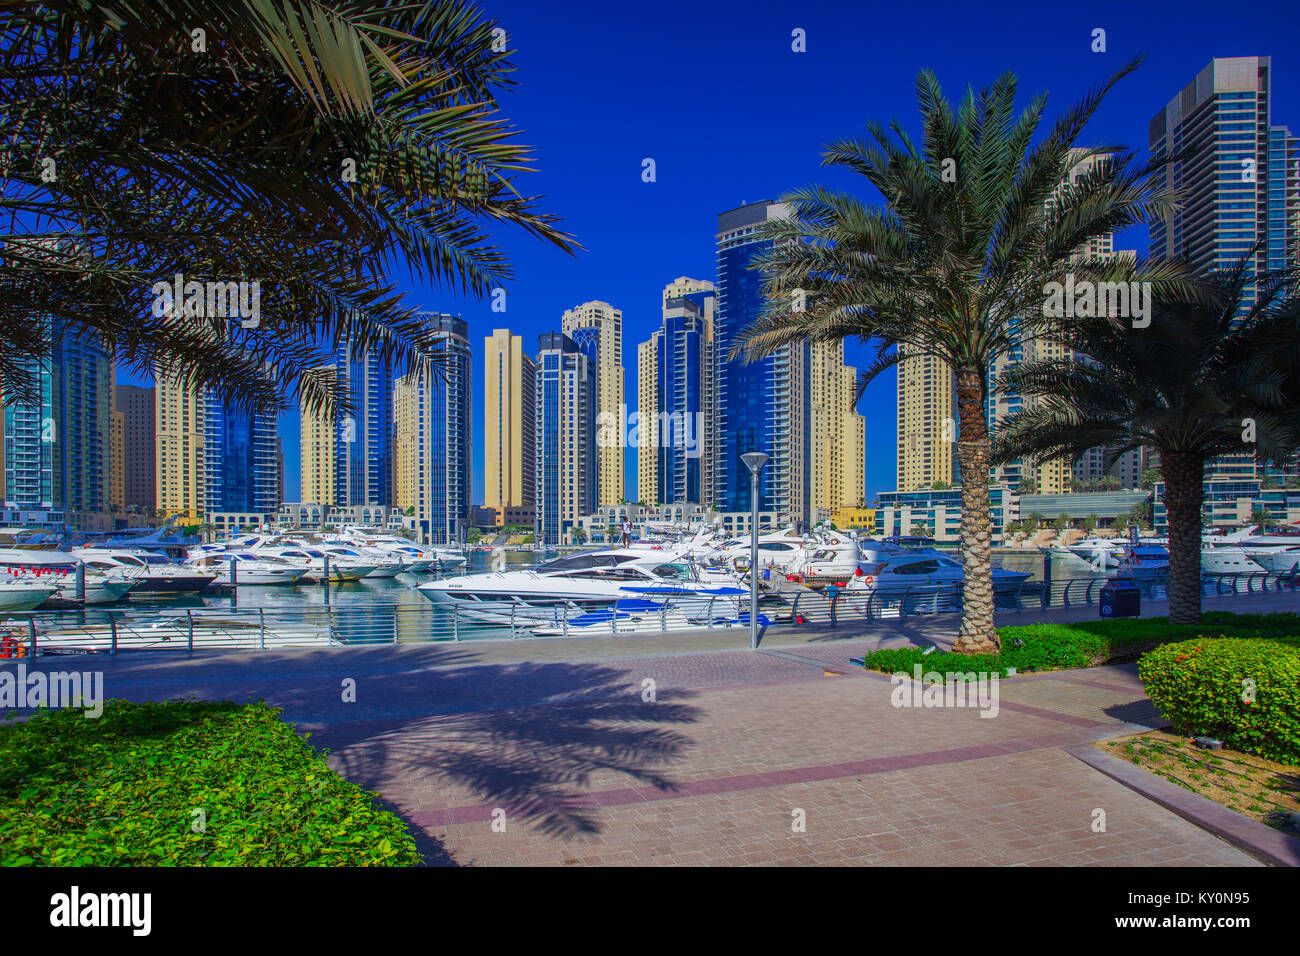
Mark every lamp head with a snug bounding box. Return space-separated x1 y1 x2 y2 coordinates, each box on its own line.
741 451 770 475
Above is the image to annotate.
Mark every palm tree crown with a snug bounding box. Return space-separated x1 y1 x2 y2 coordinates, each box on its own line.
735 58 1187 651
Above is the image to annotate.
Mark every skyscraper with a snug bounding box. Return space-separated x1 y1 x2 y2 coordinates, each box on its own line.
810 339 866 514
895 346 957 492
300 367 338 504
155 366 205 519
637 278 715 506
299 341 395 507
714 200 811 523
1150 56 1298 289
534 332 595 544
203 393 279 516
392 314 472 544
110 409 123 512
115 384 155 511
4 317 111 519
561 300 624 507
483 329 536 517
637 333 659 505
1150 56 1300 482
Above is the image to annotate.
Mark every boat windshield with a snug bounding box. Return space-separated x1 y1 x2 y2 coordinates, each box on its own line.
535 552 639 573
650 562 693 582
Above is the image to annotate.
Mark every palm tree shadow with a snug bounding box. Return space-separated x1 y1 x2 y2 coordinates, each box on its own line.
310 660 702 853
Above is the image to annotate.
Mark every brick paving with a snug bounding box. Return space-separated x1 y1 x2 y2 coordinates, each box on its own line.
12 618 1276 867
14 592 1298 865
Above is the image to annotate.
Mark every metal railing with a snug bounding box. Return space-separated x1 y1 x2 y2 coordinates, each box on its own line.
2 569 1297 658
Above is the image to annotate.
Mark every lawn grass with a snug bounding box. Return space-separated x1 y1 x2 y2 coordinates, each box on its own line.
0 698 421 866
1099 730 1300 833
853 611 1300 678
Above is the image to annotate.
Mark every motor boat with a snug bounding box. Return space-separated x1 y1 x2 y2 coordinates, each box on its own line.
1233 527 1300 572
1200 545 1266 575
72 547 219 593
243 544 377 582
314 543 406 578
183 552 309 586
338 532 439 573
784 541 864 588
416 548 749 625
0 549 138 604
847 541 1033 597
1115 543 1170 578
710 526 851 574
0 579 60 611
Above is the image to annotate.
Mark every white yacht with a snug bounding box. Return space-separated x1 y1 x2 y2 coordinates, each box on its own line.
417 548 749 625
711 526 838 573
0 579 60 611
0 549 137 604
1234 527 1300 572
242 543 377 582
1201 545 1265 574
847 541 1033 596
72 547 219 593
183 552 309 586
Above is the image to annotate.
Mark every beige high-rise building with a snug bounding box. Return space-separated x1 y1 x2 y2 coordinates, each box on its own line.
810 340 866 514
636 333 660 505
392 375 418 514
155 366 205 518
109 409 124 512
300 367 338 505
991 151 1129 494
561 300 624 507
896 345 957 491
483 329 535 517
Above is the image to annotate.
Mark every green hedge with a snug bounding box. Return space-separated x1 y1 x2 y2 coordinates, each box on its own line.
0 699 420 866
855 613 1300 678
1139 638 1300 765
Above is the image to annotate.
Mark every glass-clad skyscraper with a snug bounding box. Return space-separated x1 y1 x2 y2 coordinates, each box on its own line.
203 394 279 515
534 332 595 545
392 314 471 544
713 201 810 522
334 340 394 507
4 316 111 518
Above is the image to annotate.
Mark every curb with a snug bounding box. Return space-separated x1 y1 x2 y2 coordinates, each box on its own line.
1065 742 1300 867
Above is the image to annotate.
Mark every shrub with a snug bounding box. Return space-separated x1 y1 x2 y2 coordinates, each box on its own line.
854 614 1300 678
1139 638 1300 765
0 699 421 866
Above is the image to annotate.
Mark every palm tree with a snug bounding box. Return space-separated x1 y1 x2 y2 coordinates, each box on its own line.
994 259 1300 623
0 0 575 415
737 59 1187 652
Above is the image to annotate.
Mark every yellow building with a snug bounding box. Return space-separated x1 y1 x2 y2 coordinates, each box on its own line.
561 300 624 507
392 373 418 514
811 340 866 512
483 329 535 519
154 365 205 518
831 505 876 534
636 333 659 504
109 409 124 512
896 344 957 491
299 366 338 505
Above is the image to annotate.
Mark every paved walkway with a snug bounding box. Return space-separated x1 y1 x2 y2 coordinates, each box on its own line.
10 595 1294 865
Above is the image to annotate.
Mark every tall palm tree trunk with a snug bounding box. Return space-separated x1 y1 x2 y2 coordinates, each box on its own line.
954 368 999 653
1161 450 1204 624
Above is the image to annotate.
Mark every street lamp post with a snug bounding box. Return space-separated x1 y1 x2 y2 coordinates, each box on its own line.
741 451 769 650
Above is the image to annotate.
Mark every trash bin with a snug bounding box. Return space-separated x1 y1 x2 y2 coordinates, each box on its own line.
1099 578 1140 618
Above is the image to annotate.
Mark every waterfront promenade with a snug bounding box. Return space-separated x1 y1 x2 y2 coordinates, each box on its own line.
8 592 1299 866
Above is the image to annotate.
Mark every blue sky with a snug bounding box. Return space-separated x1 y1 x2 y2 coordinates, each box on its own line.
118 0 1300 504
